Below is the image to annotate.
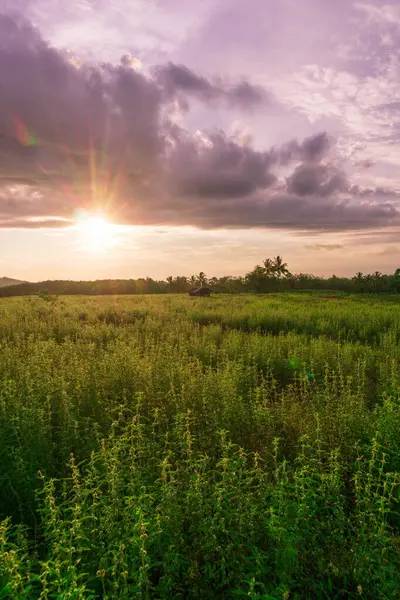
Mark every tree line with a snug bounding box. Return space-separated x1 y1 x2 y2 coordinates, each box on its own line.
1 256 400 297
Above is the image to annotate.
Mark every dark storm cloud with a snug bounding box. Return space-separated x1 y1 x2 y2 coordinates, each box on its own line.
0 12 399 232
300 132 331 162
159 195 398 232
166 129 337 201
167 130 278 199
287 163 348 197
349 184 400 198
278 132 333 165
154 62 267 108
0 12 164 165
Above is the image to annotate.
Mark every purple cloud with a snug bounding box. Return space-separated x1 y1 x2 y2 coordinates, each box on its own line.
305 244 344 251
286 163 348 197
155 62 267 109
0 218 73 228
0 11 399 232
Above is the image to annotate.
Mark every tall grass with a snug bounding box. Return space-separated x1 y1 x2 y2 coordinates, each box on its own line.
0 293 400 598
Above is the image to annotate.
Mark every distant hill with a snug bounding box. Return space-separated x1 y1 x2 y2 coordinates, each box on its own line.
0 277 26 288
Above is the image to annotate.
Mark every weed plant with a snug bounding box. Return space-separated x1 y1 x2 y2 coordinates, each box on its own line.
0 294 400 598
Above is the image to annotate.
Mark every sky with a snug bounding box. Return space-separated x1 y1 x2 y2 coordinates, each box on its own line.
1 0 400 281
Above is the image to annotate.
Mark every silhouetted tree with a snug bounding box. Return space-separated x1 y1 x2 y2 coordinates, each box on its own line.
3 257 400 297
272 255 290 278
198 272 207 286
263 258 275 277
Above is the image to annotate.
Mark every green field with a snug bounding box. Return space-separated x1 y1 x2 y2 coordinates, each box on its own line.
1 293 400 599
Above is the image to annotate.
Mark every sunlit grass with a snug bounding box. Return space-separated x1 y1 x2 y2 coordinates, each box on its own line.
0 293 400 598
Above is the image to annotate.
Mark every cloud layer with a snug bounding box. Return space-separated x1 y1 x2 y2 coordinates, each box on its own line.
0 11 399 232
155 62 268 109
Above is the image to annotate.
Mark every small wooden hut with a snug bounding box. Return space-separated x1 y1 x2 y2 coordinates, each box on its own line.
188 287 211 297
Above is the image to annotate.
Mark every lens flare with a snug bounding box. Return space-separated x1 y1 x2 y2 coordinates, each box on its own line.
288 357 314 381
12 114 38 147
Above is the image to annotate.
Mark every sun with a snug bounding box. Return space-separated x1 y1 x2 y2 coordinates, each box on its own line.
85 217 114 251
75 212 119 253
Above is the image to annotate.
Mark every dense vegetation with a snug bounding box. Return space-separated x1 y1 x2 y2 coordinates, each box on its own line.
1 293 400 598
2 256 400 297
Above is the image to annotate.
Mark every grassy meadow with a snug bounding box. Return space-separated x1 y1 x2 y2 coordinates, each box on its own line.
1 292 400 599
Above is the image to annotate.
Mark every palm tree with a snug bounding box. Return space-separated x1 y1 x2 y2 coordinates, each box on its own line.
263 258 275 277
198 272 207 286
189 275 197 287
166 276 173 291
369 271 381 292
352 272 364 292
272 255 290 278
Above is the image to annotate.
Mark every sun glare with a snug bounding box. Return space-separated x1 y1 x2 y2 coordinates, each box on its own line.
75 213 119 253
